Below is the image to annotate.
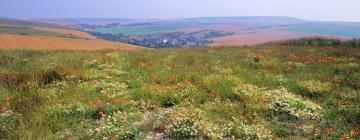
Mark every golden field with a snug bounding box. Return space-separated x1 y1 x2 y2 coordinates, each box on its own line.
0 33 141 50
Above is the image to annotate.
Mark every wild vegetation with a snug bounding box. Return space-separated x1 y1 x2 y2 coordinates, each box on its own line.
0 39 359 139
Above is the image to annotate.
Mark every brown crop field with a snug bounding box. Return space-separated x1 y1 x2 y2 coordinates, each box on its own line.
210 28 351 46
0 24 96 39
0 33 142 50
33 27 97 39
210 29 310 46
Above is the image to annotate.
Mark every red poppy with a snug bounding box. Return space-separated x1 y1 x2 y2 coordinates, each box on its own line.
350 129 358 135
167 75 177 86
287 66 294 72
239 112 244 118
118 97 126 102
98 111 104 117
170 111 178 117
339 137 347 140
327 127 334 133
111 136 116 140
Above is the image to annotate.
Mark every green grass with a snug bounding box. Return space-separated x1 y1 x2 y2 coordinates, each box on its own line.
0 40 359 139
0 26 82 38
287 22 360 38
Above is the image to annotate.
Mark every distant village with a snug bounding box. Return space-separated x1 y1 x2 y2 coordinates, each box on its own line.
90 30 234 48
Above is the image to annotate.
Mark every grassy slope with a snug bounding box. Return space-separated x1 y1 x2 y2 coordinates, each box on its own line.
0 42 359 139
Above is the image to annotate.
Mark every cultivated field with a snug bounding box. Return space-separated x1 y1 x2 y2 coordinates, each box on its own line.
32 27 97 39
0 24 80 38
0 39 359 139
287 22 360 38
210 29 309 46
0 33 141 50
0 23 142 50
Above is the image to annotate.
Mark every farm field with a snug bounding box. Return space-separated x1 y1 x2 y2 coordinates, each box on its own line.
32 26 97 39
0 22 142 50
287 22 360 38
210 29 310 46
93 23 186 35
89 17 303 36
70 17 360 47
0 24 81 39
0 39 359 139
0 33 141 50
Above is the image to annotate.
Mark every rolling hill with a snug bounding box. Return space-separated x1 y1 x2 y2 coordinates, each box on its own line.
1 17 360 48
0 33 140 50
0 18 142 50
43 17 360 47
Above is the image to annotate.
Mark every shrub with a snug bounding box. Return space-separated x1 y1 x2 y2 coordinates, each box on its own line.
160 92 180 107
40 69 64 85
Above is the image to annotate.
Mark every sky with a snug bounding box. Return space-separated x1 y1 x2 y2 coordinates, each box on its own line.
0 0 359 22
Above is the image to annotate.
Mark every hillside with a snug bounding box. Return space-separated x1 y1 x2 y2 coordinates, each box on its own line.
48 17 360 47
0 19 142 50
0 33 140 50
0 39 359 139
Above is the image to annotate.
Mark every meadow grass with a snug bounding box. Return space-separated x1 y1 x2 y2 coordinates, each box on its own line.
0 41 359 139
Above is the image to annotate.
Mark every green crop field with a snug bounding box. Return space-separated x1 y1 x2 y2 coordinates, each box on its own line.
93 23 186 35
0 39 359 139
287 22 360 38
